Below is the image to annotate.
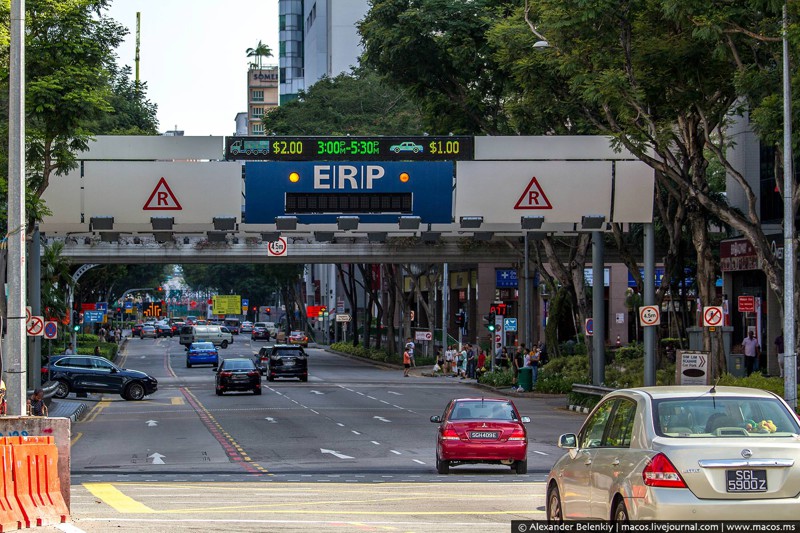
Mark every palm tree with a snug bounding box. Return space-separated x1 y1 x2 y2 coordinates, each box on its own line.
246 40 273 69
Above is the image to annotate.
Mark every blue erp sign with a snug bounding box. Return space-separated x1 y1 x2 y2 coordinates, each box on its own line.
244 161 454 224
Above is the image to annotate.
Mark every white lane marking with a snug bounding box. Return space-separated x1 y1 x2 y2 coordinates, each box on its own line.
533 450 549 455
367 396 377 400
356 392 365 396
373 416 391 423
310 390 324 395
390 450 402 455
146 420 158 427
57 524 89 533
337 423 345 427
310 409 319 415
371 441 380 445
264 417 277 423
320 448 354 460
380 400 390 405
413 459 426 465
351 430 361 435
387 391 402 395
392 405 403 409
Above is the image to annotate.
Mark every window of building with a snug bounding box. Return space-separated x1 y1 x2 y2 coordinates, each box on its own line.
279 15 286 31
279 41 286 58
251 90 264 102
251 107 264 119
251 123 264 135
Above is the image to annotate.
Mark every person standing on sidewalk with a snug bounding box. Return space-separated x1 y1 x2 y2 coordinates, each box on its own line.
403 347 412 377
444 345 454 376
512 344 526 392
742 331 760 376
466 344 477 379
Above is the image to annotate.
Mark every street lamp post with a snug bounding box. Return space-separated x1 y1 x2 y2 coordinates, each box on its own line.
782 1 797 409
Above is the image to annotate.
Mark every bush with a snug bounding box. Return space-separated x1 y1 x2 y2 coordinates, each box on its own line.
716 373 786 397
478 369 514 388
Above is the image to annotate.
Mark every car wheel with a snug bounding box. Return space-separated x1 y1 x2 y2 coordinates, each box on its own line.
216 388 223 396
125 382 146 401
267 375 274 382
514 459 528 475
436 455 449 475
186 360 192 368
612 498 629 523
221 340 229 348
300 376 308 382
54 380 70 399
254 388 262 395
546 484 563 523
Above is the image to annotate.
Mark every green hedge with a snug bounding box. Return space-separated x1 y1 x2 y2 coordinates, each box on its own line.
329 342 435 366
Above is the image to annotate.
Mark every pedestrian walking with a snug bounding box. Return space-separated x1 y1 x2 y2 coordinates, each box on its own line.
403 347 412 377
512 344 525 391
444 345 454 376
64 343 75 355
742 331 760 376
0 380 6 416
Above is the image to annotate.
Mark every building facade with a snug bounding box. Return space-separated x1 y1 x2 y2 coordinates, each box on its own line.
246 67 280 136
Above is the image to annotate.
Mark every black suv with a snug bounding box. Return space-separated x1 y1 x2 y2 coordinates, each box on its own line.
256 345 308 382
44 355 158 401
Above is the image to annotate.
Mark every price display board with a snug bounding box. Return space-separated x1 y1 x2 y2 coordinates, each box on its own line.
226 136 474 162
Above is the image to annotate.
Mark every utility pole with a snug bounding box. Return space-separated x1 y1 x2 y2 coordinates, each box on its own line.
6 0 26 415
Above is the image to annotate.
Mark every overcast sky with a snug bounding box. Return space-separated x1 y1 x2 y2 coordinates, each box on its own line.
106 0 280 136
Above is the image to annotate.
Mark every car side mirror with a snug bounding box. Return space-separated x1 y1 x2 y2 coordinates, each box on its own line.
430 415 442 423
520 416 531 423
110 367 118 373
212 366 218 371
558 433 577 449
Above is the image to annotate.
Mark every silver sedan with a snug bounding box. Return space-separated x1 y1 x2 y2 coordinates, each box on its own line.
546 386 800 521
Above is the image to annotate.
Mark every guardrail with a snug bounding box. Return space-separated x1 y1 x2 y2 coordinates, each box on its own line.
571 383 614 397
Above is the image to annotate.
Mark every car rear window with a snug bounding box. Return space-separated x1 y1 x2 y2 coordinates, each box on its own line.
222 360 255 370
450 401 517 421
191 342 215 350
654 396 800 437
273 348 304 357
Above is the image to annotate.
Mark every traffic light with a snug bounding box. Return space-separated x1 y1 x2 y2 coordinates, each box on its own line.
266 307 271 315
72 310 81 332
455 312 465 327
486 312 496 332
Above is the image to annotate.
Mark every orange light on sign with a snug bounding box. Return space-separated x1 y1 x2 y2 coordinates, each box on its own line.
289 172 300 183
399 172 410 183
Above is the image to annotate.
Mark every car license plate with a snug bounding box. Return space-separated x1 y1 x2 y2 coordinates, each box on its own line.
283 361 295 367
726 469 767 492
470 431 499 440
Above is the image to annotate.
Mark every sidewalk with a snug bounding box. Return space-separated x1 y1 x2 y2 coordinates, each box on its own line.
409 364 565 401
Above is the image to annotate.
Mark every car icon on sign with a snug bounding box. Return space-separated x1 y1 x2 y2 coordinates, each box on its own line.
390 141 423 154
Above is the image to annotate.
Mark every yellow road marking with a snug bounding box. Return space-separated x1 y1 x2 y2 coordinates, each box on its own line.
71 432 82 446
82 398 111 423
170 396 184 405
83 483 155 513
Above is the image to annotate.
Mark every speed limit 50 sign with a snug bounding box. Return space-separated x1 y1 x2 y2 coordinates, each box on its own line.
639 305 661 327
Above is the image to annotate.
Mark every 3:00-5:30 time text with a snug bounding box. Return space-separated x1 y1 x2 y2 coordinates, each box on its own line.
317 140 380 155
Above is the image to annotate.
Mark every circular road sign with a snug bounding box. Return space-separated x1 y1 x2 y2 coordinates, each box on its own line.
267 237 288 257
703 306 724 327
639 305 661 327
44 321 58 339
27 316 44 336
495 334 501 344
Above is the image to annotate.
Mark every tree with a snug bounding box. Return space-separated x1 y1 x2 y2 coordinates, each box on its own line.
87 64 159 135
40 241 74 322
246 40 273 69
359 0 516 134
264 68 425 135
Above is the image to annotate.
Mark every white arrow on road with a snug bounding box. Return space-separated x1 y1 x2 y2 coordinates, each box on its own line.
373 416 391 423
310 390 324 395
264 417 277 423
146 420 158 427
320 448 354 460
148 452 166 464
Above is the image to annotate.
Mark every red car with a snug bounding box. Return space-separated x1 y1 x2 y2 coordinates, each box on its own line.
430 398 530 475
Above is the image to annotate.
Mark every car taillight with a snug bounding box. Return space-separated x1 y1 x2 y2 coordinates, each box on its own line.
247 371 259 377
441 427 460 440
220 371 232 377
508 427 527 441
643 453 687 488
41 367 48 375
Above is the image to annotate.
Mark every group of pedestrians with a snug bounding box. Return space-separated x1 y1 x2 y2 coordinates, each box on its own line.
497 342 544 392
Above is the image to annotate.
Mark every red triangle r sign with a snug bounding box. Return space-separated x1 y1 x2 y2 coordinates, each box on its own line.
143 177 183 210
514 176 552 210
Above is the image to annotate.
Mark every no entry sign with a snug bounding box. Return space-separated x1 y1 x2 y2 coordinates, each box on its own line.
703 306 724 327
